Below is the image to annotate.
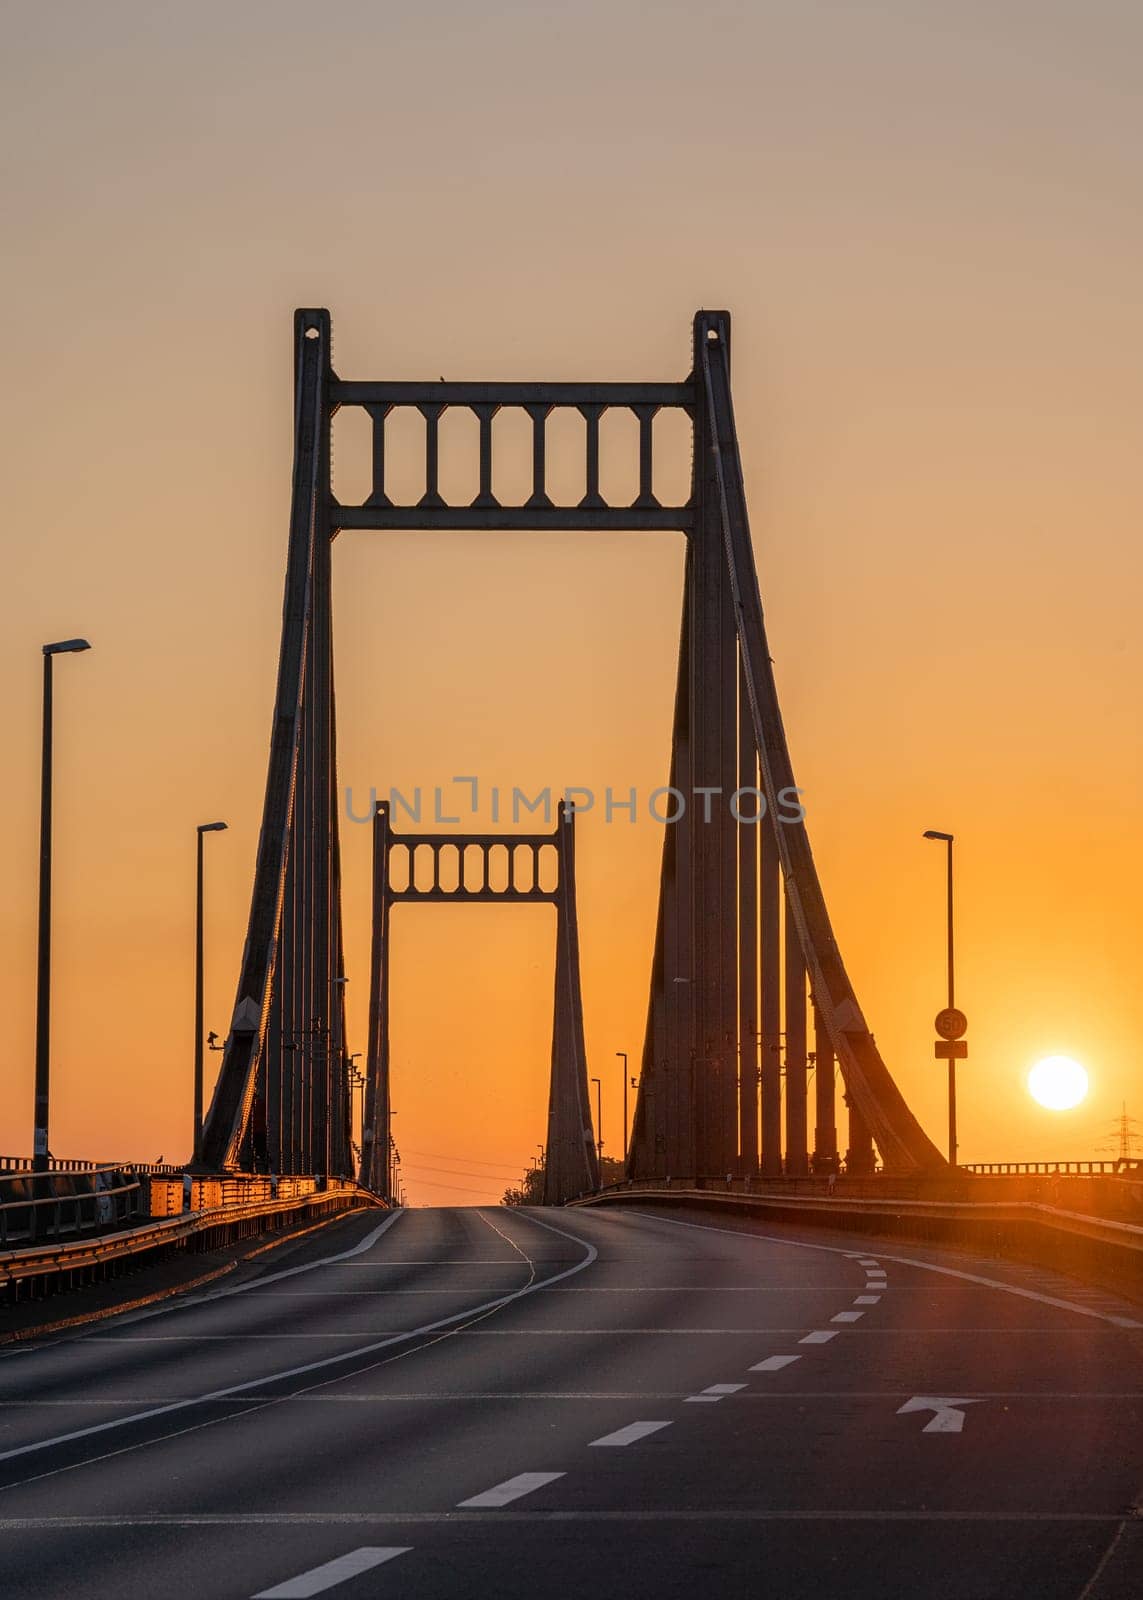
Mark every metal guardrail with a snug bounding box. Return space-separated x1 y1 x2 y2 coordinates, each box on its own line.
0 1155 183 1176
0 1167 145 1248
0 1181 380 1299
0 1162 351 1250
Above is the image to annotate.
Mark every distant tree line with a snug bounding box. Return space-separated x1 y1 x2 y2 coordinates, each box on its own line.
501 1154 626 1206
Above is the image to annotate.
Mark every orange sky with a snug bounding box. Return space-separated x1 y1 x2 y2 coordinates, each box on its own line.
2 3 1141 1201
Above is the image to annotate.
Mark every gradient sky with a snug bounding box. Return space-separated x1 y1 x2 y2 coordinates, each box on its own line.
2 1 1141 1202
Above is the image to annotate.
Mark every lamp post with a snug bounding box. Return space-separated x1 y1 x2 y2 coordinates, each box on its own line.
590 1076 603 1163
194 822 228 1164
33 638 91 1173
922 829 962 1166
616 1051 628 1160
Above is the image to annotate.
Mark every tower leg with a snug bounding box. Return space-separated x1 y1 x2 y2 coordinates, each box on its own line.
738 657 759 1175
812 998 838 1174
760 813 782 1177
360 803 391 1195
544 806 599 1203
784 897 808 1175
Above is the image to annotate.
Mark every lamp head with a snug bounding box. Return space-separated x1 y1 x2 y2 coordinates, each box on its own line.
923 830 953 842
44 638 91 655
198 821 228 834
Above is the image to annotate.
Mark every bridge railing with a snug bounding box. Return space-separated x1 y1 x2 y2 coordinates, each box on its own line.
962 1160 1137 1176
1 1163 353 1249
0 1154 184 1176
588 1166 1143 1221
0 1166 145 1248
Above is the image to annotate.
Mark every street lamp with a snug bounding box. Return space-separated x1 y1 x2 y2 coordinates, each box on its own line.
194 821 228 1164
33 638 91 1172
922 829 964 1166
616 1051 628 1161
590 1076 603 1163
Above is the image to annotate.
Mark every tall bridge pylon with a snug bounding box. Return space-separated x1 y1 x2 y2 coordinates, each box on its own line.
200 308 945 1183
359 803 598 1205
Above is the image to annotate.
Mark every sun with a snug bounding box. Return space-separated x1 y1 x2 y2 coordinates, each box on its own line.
1027 1055 1089 1111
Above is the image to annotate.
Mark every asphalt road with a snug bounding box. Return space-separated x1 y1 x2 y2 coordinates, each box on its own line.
0 1202 1141 1599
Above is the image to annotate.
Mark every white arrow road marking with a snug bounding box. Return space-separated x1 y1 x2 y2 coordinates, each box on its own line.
253 1547 411 1597
458 1472 565 1507
897 1396 984 1434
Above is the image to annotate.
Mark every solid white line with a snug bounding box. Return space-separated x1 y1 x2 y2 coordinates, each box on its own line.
457 1472 564 1508
589 1420 673 1447
191 1212 408 1304
799 1331 838 1344
749 1355 801 1372
0 1213 598 1468
252 1546 411 1597
831 1311 864 1323
685 1384 746 1403
854 1295 881 1305
617 1210 1143 1329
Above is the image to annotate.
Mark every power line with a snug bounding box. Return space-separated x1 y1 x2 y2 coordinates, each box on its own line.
403 1161 524 1181
404 1176 508 1198
400 1148 527 1173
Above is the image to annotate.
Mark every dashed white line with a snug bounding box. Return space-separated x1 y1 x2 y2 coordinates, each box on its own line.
457 1472 565 1508
857 1259 880 1268
854 1295 881 1305
799 1330 838 1344
831 1312 864 1323
685 1384 746 1403
589 1420 673 1447
252 1546 411 1597
618 1209 1143 1329
749 1355 802 1372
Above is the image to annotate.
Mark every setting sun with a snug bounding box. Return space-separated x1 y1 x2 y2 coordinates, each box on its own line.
1027 1056 1089 1112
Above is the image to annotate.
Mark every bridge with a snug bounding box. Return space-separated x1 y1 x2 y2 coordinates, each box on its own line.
192 305 941 1198
2 310 1141 1600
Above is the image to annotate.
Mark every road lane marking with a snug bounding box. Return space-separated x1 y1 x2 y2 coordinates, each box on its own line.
749 1356 801 1372
685 1384 746 1403
589 1420 673 1447
252 1546 411 1597
857 1259 880 1267
0 1213 598 1469
182 1213 408 1306
831 1311 864 1323
5 1389 1138 1403
799 1331 838 1344
458 1472 565 1507
854 1295 881 1305
897 1395 984 1434
618 1210 1143 1329
0 1510 1122 1526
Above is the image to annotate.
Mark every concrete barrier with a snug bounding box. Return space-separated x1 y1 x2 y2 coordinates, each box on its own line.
573 1185 1143 1306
